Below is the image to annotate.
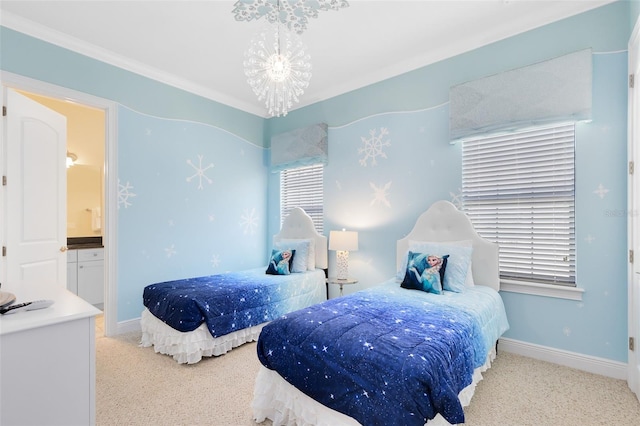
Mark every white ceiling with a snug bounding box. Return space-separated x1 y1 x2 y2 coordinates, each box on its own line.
0 0 615 118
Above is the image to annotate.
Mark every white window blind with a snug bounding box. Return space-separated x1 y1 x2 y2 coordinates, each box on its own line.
462 123 575 286
281 164 324 233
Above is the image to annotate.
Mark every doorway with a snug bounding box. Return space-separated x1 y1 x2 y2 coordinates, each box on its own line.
2 71 118 337
628 15 640 402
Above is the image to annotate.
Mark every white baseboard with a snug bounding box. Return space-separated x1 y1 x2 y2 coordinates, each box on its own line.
499 337 627 380
115 318 141 335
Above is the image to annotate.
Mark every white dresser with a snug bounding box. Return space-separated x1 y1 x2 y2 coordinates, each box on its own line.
0 285 101 425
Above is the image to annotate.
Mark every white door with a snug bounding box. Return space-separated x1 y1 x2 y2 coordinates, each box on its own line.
3 88 67 293
629 17 640 402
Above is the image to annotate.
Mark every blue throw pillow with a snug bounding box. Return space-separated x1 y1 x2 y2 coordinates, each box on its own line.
400 251 448 294
266 249 296 275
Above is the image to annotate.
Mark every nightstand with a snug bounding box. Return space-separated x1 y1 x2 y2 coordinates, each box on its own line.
327 277 358 297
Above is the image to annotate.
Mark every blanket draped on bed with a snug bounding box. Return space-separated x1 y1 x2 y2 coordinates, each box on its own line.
143 268 324 338
256 282 509 426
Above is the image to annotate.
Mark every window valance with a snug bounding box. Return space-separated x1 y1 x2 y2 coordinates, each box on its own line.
449 49 592 142
271 123 328 172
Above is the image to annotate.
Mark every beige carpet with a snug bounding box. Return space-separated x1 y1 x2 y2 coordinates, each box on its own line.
96 331 640 426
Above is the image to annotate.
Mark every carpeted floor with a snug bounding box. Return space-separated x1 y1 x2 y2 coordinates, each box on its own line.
96 331 640 426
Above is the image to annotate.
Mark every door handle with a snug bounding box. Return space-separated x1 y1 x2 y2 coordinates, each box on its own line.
60 246 68 252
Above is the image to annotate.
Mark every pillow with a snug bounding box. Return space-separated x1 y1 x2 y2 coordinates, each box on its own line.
274 240 310 273
279 238 316 270
400 251 448 294
266 249 296 275
405 240 473 292
415 240 475 287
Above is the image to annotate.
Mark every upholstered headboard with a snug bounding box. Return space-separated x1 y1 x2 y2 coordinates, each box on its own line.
397 200 500 291
273 207 328 270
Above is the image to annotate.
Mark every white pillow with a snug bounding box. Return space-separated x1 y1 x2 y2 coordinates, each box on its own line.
277 238 316 271
397 240 475 288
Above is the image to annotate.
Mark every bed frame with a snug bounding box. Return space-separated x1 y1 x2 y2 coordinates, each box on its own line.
140 207 327 363
253 200 502 426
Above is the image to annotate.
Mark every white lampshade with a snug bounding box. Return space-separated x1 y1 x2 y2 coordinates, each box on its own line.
329 230 358 252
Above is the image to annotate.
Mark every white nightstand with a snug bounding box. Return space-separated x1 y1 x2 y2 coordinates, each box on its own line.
327 277 358 297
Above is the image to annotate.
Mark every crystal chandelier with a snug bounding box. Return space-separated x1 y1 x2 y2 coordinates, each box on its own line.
236 0 349 117
244 24 311 117
233 0 350 34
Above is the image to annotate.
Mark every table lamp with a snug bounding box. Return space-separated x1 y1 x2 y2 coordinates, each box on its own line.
329 229 358 280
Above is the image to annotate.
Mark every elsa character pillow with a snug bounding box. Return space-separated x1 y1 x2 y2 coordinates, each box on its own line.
400 251 449 294
266 249 296 275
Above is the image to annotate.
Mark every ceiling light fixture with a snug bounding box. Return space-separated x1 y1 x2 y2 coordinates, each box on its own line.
236 0 349 117
233 0 350 34
244 24 311 117
66 151 77 168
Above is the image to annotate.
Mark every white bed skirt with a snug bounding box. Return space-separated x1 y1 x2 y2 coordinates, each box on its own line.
140 308 265 364
252 348 497 426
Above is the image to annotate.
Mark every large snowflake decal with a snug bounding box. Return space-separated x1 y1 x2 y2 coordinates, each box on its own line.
186 154 214 190
370 181 392 207
118 179 136 209
211 254 221 268
359 127 391 167
240 208 259 235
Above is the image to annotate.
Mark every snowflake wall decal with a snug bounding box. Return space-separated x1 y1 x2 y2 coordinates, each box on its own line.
118 179 136 209
211 254 221 268
593 183 609 199
450 190 463 210
186 154 214 190
370 181 392 207
359 127 391 167
240 208 259 235
165 244 177 258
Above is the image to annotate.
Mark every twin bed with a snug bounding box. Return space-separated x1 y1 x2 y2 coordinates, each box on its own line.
140 200 509 425
252 200 509 425
140 207 328 364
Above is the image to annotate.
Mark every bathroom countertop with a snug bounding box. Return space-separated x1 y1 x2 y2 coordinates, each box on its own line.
67 236 103 250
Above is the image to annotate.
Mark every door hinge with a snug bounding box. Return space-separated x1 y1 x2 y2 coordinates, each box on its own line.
631 74 636 89
1 246 5 257
630 249 634 263
630 337 635 351
630 161 634 175
2 176 6 186
2 106 6 116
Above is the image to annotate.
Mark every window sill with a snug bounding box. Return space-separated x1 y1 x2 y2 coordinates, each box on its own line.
500 279 584 301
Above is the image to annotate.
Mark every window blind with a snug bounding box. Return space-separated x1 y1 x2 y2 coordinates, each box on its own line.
281 164 324 233
462 123 575 286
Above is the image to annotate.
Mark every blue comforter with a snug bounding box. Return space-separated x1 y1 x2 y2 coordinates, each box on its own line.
257 281 509 425
143 268 325 338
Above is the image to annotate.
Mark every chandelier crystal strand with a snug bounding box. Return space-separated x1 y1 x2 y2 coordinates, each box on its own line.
244 24 311 117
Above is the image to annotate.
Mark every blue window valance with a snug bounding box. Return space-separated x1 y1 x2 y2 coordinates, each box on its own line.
270 123 328 172
449 49 592 142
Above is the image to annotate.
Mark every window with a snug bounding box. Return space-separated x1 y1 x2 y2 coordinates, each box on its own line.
461 123 575 287
280 164 324 233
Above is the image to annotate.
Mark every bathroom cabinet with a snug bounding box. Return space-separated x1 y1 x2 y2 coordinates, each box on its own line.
67 247 104 307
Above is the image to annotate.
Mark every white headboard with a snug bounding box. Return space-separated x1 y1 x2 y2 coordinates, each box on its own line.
397 200 500 291
273 207 328 270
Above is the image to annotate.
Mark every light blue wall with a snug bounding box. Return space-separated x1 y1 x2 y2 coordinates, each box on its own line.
267 1 633 363
0 26 269 321
1 1 636 361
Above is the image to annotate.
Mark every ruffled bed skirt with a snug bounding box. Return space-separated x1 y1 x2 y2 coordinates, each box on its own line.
252 348 497 426
140 308 265 364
